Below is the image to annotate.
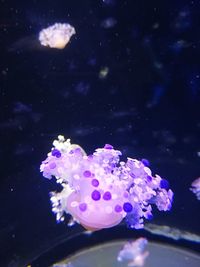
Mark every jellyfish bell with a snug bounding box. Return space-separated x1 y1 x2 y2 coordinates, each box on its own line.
65 190 125 231
64 173 126 231
38 23 76 49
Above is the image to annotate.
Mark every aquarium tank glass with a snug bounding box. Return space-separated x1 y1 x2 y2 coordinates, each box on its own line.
0 1 199 267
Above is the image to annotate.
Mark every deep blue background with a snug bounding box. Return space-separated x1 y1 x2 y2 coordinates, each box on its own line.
0 0 200 266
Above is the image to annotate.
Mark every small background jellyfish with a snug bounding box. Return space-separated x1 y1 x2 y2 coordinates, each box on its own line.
117 238 149 267
7 22 75 52
38 23 76 49
190 177 200 200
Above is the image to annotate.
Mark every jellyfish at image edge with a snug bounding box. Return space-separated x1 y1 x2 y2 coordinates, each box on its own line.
39 23 75 49
117 237 149 267
40 135 173 231
190 177 200 200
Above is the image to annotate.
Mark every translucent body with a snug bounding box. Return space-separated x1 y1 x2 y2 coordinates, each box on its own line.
190 177 200 200
117 238 149 267
39 23 75 49
40 136 173 230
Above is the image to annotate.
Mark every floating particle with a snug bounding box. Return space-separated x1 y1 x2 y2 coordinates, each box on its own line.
117 238 149 267
40 136 173 231
152 22 159 29
99 66 109 79
39 23 75 49
101 17 117 29
190 177 200 200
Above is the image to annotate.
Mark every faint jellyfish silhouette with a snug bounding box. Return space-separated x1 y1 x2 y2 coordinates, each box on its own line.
74 81 90 95
190 177 200 200
172 6 191 32
39 23 76 49
117 238 149 267
102 0 116 6
101 17 117 29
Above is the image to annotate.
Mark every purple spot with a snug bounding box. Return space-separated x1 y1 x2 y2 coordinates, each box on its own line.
74 148 81 154
141 158 150 167
83 170 91 177
147 175 152 182
52 149 61 158
91 179 99 187
49 162 56 169
104 144 113 149
123 202 133 212
160 179 169 189
79 203 87 212
115 205 122 212
103 191 112 200
91 190 101 201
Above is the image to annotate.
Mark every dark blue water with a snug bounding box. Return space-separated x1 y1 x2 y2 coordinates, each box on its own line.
0 0 200 266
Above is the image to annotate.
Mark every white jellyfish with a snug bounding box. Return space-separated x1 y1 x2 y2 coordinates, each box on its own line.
39 23 75 49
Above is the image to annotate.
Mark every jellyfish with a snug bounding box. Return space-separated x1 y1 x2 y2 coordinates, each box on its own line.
117 238 149 267
40 135 173 231
39 23 75 49
190 177 200 200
